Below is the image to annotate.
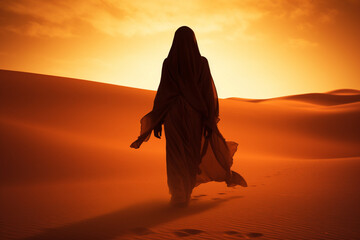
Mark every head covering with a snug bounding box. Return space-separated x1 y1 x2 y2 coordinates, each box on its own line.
167 26 202 81
163 26 208 116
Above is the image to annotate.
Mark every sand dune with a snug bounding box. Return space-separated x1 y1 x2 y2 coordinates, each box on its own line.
327 89 360 95
230 90 360 106
1 69 360 239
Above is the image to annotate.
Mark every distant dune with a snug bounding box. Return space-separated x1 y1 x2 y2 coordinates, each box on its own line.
1 69 360 240
229 90 360 106
326 89 360 95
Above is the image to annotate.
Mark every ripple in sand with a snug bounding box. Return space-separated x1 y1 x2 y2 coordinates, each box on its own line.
224 231 263 238
224 230 241 235
173 229 204 237
130 227 154 236
193 194 207 198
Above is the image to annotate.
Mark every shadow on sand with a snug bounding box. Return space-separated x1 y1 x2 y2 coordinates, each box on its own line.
20 196 240 240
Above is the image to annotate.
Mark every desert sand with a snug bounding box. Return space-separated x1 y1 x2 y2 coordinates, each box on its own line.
1 69 359 239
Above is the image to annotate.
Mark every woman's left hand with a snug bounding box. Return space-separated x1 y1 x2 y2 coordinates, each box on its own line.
154 124 162 139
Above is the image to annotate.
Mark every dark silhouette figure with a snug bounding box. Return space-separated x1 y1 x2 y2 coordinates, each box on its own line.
131 26 247 207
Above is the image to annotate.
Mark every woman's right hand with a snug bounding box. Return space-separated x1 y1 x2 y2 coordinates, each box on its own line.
204 126 212 138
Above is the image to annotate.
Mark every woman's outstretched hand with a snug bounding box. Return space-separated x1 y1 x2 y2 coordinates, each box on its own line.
154 123 162 139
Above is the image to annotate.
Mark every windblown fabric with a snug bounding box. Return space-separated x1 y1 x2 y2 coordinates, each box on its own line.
131 26 247 203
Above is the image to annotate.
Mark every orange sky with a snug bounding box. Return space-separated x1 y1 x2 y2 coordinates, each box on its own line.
0 0 359 98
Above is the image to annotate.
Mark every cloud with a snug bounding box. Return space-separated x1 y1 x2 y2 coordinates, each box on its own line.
6 21 75 38
288 38 318 49
0 0 348 39
0 0 264 38
319 9 338 24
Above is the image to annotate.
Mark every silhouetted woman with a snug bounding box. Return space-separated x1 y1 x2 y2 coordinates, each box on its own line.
131 26 247 207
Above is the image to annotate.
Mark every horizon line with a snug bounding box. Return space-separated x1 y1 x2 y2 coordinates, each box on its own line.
1 68 359 100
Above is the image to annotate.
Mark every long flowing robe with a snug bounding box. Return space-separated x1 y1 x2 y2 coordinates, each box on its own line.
130 26 246 203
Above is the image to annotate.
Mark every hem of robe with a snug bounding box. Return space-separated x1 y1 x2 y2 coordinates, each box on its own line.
195 135 247 188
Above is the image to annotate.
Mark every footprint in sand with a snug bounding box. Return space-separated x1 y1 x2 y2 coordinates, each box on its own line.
246 232 264 238
212 197 221 200
130 227 154 236
218 192 226 195
173 229 204 237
